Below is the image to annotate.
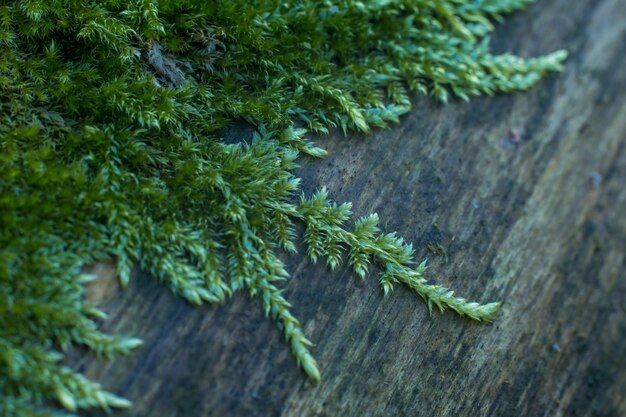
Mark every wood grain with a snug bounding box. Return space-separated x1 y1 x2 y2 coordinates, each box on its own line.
72 0 626 415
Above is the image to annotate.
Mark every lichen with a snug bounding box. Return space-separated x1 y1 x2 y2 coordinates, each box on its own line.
0 1 565 415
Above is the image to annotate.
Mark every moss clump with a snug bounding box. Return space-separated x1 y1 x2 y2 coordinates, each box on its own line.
0 0 565 415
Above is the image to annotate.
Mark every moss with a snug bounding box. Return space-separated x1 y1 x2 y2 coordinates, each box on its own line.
0 0 565 415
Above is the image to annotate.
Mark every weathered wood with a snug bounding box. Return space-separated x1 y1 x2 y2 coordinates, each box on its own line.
72 0 626 415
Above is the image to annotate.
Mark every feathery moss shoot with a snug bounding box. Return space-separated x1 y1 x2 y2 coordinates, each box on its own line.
0 0 565 415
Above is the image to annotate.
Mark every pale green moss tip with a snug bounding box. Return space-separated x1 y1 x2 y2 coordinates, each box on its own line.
302 355 321 382
104 393 133 409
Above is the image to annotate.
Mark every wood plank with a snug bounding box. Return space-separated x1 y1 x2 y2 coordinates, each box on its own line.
72 0 626 415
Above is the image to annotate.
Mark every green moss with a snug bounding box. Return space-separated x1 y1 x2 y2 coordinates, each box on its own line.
0 0 565 415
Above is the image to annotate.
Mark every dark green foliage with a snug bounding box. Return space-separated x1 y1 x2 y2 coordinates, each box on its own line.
0 0 565 414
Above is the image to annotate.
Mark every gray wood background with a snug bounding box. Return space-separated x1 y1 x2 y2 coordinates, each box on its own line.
74 0 626 415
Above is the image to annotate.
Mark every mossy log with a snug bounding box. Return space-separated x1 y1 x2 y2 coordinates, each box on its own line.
73 0 626 415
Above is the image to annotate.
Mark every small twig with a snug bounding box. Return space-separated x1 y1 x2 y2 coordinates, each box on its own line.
145 40 186 88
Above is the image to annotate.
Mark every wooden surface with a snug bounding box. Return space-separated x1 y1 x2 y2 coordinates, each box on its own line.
73 0 626 415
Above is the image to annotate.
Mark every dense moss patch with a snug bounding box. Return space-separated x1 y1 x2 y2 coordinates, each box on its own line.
0 1 565 415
